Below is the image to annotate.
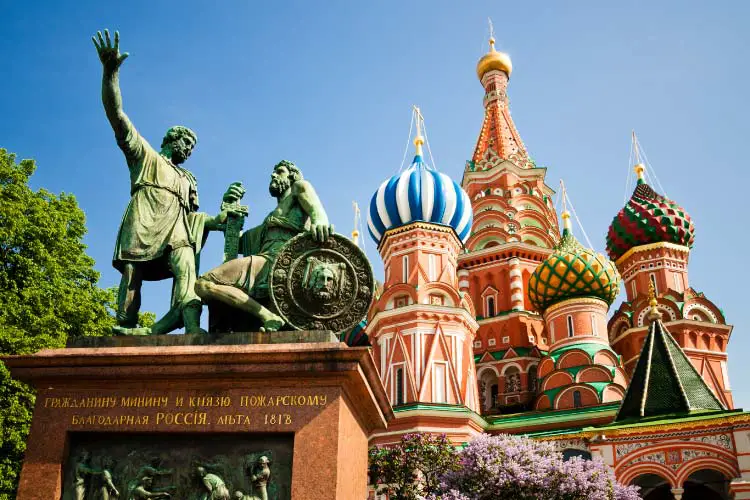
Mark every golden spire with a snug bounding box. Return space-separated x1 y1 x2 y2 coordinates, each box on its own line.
647 280 660 322
413 105 425 157
351 201 360 246
560 179 572 232
632 130 645 183
476 18 513 80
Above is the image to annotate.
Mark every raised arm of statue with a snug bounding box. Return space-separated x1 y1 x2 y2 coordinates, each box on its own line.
92 29 144 163
293 180 334 242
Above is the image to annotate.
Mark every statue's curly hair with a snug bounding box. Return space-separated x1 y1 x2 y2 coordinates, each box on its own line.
161 125 198 149
274 160 303 184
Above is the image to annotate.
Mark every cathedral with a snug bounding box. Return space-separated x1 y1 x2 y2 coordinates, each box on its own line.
354 36 750 500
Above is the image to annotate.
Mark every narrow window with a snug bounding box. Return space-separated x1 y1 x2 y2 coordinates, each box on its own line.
379 338 387 376
567 316 574 337
591 314 597 336
529 366 538 392
573 390 582 408
487 296 496 317
673 273 681 292
395 367 405 405
428 254 436 281
402 255 409 283
434 364 446 403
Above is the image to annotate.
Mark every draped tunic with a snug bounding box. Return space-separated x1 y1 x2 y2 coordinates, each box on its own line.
112 124 206 281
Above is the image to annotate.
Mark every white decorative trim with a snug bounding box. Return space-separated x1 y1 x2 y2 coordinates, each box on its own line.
683 303 718 324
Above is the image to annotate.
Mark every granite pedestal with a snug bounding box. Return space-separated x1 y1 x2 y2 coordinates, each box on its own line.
4 332 392 500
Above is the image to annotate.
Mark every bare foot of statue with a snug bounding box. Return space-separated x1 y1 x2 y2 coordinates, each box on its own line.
112 325 152 336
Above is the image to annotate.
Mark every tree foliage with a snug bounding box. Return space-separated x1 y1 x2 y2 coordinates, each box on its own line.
426 434 641 500
0 148 120 498
369 433 460 500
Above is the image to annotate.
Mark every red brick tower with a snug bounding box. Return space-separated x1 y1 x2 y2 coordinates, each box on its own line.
606 142 734 408
528 210 628 411
458 37 560 415
367 110 482 445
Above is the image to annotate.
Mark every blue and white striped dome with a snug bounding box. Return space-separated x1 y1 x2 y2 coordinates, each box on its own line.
367 154 473 245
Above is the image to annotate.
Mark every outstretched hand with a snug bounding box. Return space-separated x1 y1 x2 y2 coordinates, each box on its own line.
92 29 129 73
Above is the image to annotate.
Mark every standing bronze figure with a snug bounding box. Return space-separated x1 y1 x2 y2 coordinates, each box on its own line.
93 29 233 335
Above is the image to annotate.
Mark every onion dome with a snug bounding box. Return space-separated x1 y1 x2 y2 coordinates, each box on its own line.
528 212 620 312
606 164 695 261
367 110 473 245
476 37 512 80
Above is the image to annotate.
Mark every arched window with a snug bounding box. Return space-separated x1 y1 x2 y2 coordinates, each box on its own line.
402 255 409 283
504 367 521 393
486 297 496 317
567 316 574 337
573 390 582 408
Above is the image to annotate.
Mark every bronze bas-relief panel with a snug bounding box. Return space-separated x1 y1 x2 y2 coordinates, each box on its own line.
63 432 292 500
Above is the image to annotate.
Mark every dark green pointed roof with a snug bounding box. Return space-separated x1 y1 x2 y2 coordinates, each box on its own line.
615 317 724 421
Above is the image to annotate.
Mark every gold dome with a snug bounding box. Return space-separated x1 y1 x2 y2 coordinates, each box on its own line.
476 37 512 80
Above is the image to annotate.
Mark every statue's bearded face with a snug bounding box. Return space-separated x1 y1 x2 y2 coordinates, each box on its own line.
269 164 292 197
309 266 338 301
168 134 195 165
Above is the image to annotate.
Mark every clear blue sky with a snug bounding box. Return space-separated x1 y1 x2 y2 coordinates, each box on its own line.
2 1 748 406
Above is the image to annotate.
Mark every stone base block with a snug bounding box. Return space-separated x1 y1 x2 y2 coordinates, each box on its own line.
4 333 392 500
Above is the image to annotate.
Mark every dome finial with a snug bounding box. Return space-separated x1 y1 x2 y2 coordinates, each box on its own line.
413 105 425 157
476 18 512 79
632 130 646 184
351 201 361 246
647 280 660 322
488 17 496 51
560 179 572 233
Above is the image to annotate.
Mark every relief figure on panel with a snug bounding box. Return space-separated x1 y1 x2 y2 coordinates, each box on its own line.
196 465 231 500
249 456 271 500
128 476 171 500
74 450 100 500
99 456 120 500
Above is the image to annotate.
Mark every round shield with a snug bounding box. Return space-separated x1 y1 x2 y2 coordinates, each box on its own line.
268 233 374 332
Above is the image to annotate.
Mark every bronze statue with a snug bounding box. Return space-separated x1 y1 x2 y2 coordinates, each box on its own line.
92 29 236 335
195 160 334 332
196 466 231 500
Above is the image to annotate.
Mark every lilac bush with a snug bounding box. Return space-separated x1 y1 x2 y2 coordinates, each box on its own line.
426 434 641 500
369 433 460 500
